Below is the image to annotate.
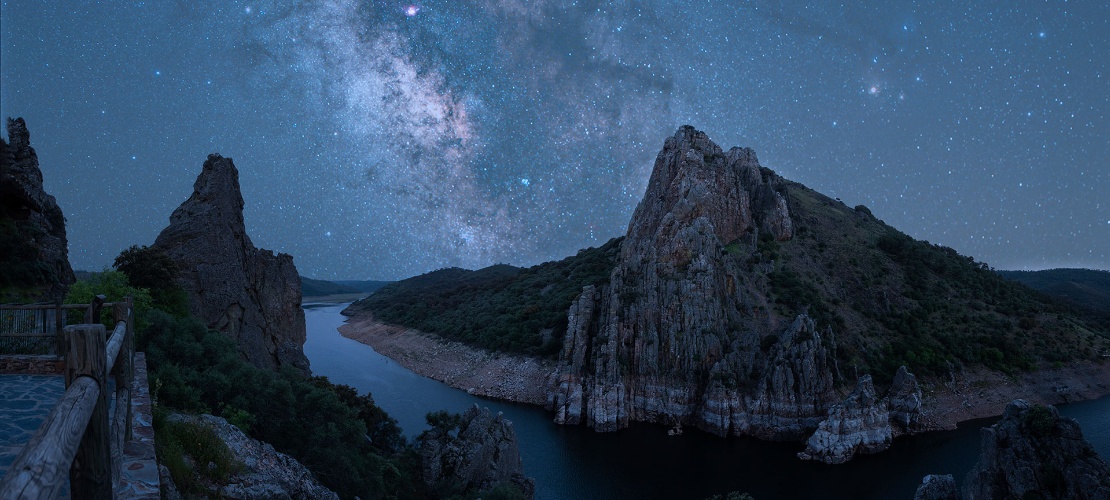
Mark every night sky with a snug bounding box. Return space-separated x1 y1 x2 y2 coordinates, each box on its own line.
2 1 1106 280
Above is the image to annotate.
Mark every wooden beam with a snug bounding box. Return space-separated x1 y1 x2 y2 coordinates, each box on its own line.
65 324 112 499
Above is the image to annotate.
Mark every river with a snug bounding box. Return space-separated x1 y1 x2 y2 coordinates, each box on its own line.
302 301 1110 500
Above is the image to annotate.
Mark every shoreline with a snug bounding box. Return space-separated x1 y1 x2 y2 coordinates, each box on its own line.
338 312 556 405
338 311 1110 432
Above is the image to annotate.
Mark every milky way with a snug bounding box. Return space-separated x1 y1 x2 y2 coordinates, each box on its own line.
2 1 1106 279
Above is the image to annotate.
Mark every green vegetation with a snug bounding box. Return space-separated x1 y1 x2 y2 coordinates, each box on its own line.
153 408 243 495
354 238 622 357
777 183 1110 383
0 218 57 302
999 268 1110 321
72 249 427 499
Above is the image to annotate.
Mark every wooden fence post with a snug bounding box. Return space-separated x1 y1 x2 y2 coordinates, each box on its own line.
55 297 65 356
84 295 106 325
65 324 112 499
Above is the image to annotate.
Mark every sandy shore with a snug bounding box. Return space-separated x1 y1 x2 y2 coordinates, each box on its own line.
339 311 1110 431
338 312 556 405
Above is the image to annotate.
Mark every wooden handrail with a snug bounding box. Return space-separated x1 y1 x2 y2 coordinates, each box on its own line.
104 321 126 375
0 377 100 499
0 296 135 499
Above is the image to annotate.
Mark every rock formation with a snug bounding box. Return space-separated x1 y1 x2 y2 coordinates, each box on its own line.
165 413 339 499
420 405 535 499
913 475 958 500
797 375 891 464
961 400 1110 499
153 154 308 373
798 365 924 464
888 365 923 432
0 117 75 302
547 126 839 439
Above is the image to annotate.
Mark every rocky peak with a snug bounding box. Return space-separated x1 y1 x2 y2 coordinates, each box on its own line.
1 117 75 302
626 125 792 251
961 400 1110 499
154 154 308 373
546 126 830 438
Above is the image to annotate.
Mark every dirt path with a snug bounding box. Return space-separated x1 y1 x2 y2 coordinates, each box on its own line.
338 312 556 406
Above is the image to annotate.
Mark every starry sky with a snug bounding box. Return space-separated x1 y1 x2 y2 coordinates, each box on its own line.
2 1 1107 280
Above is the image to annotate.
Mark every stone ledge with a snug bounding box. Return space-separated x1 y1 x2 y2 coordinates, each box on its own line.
0 355 64 375
115 352 160 499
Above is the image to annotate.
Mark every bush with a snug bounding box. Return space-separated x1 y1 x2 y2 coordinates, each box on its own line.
141 310 421 498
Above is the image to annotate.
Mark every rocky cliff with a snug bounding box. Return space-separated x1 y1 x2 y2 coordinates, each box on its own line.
153 154 308 373
0 117 75 302
961 400 1110 499
547 126 838 439
798 366 923 464
420 405 535 499
543 125 1109 445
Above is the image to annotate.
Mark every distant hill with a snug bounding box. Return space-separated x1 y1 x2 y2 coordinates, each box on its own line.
301 277 393 297
350 245 619 356
301 276 360 296
333 280 393 294
998 269 1110 319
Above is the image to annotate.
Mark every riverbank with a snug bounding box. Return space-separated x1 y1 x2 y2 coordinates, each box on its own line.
338 312 555 405
338 311 1110 432
917 361 1110 430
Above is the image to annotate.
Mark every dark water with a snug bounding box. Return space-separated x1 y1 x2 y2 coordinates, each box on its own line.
303 302 1110 500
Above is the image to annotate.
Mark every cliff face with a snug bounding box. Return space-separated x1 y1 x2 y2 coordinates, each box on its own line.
0 118 75 302
961 400 1110 500
547 126 838 439
154 154 308 373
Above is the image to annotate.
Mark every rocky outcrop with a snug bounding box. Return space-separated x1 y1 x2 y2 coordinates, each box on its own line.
961 400 1110 499
420 405 535 499
888 365 923 432
546 126 840 439
167 413 338 499
798 365 924 463
153 154 308 373
797 375 891 464
913 474 958 500
0 117 75 301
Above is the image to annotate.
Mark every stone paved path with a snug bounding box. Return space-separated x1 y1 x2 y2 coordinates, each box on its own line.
0 374 64 475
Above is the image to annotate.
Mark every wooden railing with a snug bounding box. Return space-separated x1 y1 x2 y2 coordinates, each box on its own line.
0 296 135 499
0 299 99 355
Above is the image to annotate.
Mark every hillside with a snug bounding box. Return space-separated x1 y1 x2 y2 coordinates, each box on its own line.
998 269 1110 320
348 240 620 356
350 126 1110 441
